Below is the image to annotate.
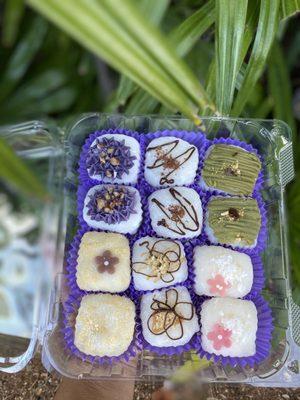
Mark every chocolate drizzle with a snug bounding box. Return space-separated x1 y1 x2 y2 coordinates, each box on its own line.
151 188 200 236
147 288 194 340
146 139 196 185
132 239 184 283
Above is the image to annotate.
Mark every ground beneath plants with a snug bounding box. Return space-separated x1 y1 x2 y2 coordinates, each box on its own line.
1 356 299 400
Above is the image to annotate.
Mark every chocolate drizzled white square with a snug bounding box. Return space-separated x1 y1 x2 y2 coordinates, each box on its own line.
141 286 199 348
132 236 188 291
148 187 203 239
144 136 199 187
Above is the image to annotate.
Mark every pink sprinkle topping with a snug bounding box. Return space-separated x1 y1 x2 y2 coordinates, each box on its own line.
207 323 232 350
207 274 231 297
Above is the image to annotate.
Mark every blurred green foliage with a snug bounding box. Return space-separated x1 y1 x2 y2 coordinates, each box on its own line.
0 1 299 292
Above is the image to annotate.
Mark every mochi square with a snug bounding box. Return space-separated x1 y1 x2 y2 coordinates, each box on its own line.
144 136 199 187
83 184 143 234
200 144 261 196
86 133 140 184
76 231 131 293
148 187 203 239
200 297 258 357
140 286 199 348
205 196 261 249
193 245 253 298
132 236 188 291
74 294 135 357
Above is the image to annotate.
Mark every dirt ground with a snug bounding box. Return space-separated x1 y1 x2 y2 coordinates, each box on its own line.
1 357 300 400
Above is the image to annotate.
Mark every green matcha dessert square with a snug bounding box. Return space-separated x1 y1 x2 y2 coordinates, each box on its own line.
205 196 261 249
201 144 261 196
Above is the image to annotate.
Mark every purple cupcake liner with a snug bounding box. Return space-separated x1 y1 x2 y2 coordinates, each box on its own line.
136 285 200 356
188 239 265 299
195 294 273 367
78 128 146 188
198 137 264 196
62 290 141 366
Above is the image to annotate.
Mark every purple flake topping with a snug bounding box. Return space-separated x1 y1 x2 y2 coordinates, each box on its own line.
86 136 136 180
86 186 137 224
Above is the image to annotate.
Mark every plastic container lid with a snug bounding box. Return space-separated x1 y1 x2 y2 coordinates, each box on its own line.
0 114 299 387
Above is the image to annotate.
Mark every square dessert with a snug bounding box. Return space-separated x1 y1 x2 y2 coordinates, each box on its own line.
148 187 203 239
76 231 130 292
86 133 140 184
74 294 135 357
200 144 261 196
144 136 199 187
205 196 261 248
83 184 143 234
193 245 253 298
141 286 199 348
132 236 188 291
200 297 258 357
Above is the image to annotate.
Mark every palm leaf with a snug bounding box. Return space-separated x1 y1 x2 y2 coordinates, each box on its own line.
0 16 48 103
215 0 248 115
2 0 25 47
205 0 259 109
100 0 214 112
0 137 47 200
268 41 297 138
111 0 170 110
27 0 213 124
126 1 216 115
232 0 280 116
169 0 215 57
280 0 300 19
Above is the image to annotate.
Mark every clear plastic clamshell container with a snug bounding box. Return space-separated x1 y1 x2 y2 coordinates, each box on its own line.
0 114 299 387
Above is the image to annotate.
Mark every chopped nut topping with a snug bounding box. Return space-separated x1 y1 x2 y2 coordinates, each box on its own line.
169 205 185 222
110 157 120 166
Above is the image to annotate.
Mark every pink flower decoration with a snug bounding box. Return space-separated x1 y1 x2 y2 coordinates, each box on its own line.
207 274 231 297
207 323 232 350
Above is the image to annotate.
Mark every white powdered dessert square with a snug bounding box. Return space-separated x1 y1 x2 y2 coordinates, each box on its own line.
132 236 188 291
86 133 140 184
74 294 135 357
83 184 143 234
144 136 199 187
141 286 199 348
148 187 203 239
76 232 130 292
201 297 258 357
193 245 253 298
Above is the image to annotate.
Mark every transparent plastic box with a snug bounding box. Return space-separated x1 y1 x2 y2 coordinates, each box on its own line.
0 113 299 387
